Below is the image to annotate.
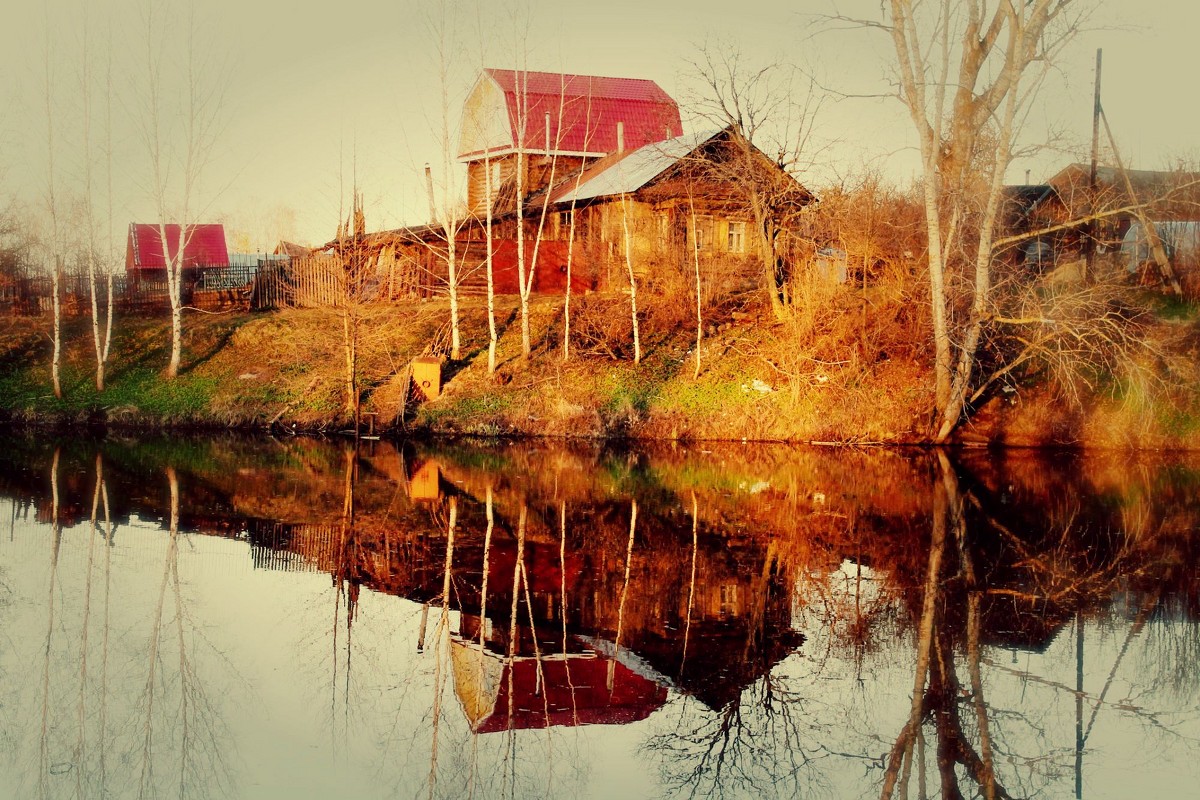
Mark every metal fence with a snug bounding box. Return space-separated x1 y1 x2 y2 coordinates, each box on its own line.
0 269 254 315
3 253 434 316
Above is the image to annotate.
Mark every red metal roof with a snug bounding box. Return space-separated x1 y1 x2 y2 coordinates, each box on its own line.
126 223 230 270
473 651 668 733
478 69 681 157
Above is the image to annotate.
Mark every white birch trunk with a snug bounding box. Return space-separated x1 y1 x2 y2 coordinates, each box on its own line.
485 153 497 374
51 259 62 399
689 196 703 379
620 193 641 365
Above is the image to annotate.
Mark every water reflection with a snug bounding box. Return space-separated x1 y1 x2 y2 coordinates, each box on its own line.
0 433 1196 798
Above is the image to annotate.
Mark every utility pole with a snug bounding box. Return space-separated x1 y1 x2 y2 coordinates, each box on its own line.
1085 48 1102 282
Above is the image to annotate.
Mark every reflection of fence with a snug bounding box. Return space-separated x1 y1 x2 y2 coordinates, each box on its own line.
246 520 341 573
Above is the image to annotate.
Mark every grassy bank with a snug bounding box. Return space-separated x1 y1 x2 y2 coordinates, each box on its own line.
1 292 1198 447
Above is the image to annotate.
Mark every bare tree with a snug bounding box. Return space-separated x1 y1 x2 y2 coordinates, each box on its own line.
426 1 467 361
871 0 1081 440
687 43 821 319
332 189 371 423
619 191 642 365
80 11 116 392
137 0 224 380
40 12 64 400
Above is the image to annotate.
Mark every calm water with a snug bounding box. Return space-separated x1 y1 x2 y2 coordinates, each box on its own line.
0 433 1197 800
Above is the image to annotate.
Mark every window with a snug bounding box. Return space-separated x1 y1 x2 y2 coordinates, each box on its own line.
719 583 739 617
693 216 714 251
727 221 746 253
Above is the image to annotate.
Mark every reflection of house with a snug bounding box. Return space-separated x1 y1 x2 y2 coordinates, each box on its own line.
451 618 668 733
327 69 813 297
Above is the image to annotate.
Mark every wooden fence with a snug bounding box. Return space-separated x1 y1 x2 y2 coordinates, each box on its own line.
252 256 345 309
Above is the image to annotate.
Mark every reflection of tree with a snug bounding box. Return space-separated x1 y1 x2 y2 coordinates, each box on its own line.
4 435 1200 798
880 452 1009 799
134 465 231 800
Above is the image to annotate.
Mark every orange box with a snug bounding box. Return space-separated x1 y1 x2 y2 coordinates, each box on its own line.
412 357 443 401
410 461 441 501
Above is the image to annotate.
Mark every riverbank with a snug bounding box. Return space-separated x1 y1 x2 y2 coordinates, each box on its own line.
2 294 1198 447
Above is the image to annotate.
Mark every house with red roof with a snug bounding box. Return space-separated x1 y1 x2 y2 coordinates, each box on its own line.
328 68 813 299
459 68 683 213
126 223 231 280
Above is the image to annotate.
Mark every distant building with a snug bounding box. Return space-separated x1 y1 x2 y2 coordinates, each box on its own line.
125 223 231 283
1002 164 1200 294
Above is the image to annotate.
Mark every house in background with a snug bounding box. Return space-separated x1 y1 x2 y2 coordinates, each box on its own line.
1002 163 1200 294
338 68 813 299
125 223 231 285
125 223 256 310
458 68 683 215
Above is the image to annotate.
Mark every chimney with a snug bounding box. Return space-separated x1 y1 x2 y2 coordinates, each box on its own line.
424 163 438 223
616 121 625 153
1025 169 1031 184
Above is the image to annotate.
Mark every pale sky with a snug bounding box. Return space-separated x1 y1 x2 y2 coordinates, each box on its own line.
2 0 1197 254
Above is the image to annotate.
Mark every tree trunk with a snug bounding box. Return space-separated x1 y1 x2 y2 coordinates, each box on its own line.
447 234 460 360
88 253 106 392
689 197 703 379
516 151 531 357
166 261 182 380
485 158 497 374
621 194 641 365
51 258 62 400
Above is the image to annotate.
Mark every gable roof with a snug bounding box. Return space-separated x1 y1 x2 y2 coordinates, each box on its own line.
1047 163 1200 204
126 223 230 270
548 129 718 204
546 127 813 207
460 69 681 160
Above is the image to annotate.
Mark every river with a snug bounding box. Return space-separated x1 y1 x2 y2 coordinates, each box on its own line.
0 432 1196 799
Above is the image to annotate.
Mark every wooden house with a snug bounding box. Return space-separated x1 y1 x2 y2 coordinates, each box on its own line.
342 69 813 299
1003 163 1200 291
458 68 683 214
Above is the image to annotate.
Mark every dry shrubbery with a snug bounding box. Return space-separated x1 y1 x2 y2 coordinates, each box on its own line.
757 178 931 398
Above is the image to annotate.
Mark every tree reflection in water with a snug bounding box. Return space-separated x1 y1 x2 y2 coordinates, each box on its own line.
0 435 1197 798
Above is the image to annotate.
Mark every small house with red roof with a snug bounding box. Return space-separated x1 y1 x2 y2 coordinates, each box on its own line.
124 223 250 310
126 223 231 282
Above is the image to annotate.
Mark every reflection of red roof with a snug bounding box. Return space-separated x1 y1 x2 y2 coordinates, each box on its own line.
474 654 667 733
476 69 681 157
126 223 230 270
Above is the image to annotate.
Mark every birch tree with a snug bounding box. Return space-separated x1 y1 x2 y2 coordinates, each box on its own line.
80 13 116 392
871 0 1081 441
41 12 64 400
137 0 223 380
427 1 467 361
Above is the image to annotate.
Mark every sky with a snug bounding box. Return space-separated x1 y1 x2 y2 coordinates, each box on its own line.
2 0 1198 254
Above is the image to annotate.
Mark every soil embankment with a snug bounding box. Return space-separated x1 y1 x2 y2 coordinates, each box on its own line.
1 296 1198 447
